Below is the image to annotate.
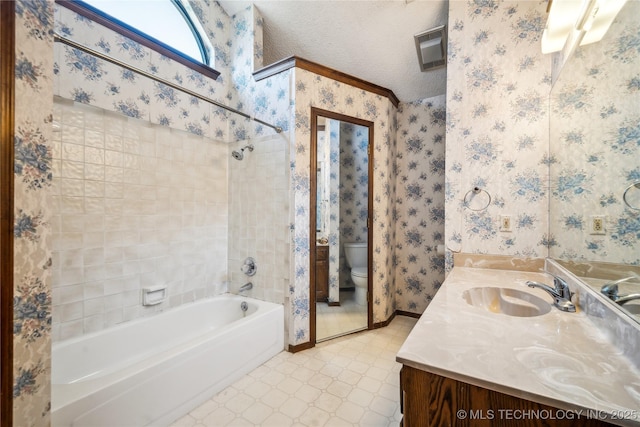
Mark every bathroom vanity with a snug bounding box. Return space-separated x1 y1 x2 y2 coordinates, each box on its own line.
397 261 640 427
399 367 611 427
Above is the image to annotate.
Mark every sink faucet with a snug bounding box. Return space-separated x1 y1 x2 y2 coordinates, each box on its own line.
601 275 640 305
616 294 640 305
526 274 576 312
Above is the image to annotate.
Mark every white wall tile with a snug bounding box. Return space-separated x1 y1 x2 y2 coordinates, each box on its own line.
53 99 229 341
85 130 105 148
228 135 288 305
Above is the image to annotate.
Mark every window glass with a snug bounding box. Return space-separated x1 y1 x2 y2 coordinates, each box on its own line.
82 0 210 65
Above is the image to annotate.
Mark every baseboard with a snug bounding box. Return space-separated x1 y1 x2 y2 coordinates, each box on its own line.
289 309 422 352
373 311 396 329
373 309 422 329
395 310 422 319
288 341 314 353
327 301 340 307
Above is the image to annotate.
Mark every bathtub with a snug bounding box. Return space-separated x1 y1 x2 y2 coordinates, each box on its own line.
51 295 284 426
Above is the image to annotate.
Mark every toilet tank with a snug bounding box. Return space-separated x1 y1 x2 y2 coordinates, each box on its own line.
344 242 367 268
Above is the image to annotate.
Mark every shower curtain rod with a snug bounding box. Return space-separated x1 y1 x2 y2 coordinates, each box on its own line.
53 34 283 133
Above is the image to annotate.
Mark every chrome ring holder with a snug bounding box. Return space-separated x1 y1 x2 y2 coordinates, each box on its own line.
623 182 640 211
463 187 492 211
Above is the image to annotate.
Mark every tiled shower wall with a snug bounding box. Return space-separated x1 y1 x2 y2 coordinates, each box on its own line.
50 98 229 341
228 134 289 304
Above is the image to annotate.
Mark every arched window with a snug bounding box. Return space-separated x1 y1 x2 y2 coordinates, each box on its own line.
57 0 218 79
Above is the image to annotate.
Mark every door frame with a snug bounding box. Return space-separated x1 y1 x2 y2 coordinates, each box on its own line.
309 107 374 345
0 1 15 424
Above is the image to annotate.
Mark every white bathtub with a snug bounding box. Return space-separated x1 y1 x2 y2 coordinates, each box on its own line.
51 295 284 426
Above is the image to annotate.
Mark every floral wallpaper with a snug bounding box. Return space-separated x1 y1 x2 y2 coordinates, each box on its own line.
227 5 291 142
289 68 397 345
395 95 446 314
13 0 55 424
549 1 640 265
54 1 289 141
445 0 552 270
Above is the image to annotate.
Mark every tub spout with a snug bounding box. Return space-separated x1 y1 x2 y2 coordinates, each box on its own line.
239 282 253 293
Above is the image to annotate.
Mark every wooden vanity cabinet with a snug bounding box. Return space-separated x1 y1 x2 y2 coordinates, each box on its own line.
315 245 329 302
399 365 614 427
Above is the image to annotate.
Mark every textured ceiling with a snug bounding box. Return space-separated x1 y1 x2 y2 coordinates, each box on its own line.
218 1 449 102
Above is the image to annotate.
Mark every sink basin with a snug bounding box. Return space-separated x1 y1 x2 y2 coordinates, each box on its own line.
462 287 551 317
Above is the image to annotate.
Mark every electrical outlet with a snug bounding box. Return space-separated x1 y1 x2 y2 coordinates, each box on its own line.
500 215 512 232
590 215 606 235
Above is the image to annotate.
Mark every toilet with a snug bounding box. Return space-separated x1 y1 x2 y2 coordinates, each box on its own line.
344 242 368 305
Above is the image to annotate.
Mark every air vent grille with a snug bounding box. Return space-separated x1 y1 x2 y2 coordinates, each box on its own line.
414 25 447 72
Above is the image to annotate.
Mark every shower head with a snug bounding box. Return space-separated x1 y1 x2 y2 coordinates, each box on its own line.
231 144 254 161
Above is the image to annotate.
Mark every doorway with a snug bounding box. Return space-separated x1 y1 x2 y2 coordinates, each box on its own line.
309 108 373 343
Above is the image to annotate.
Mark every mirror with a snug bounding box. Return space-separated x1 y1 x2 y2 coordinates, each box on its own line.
316 124 329 238
310 108 373 343
549 1 640 321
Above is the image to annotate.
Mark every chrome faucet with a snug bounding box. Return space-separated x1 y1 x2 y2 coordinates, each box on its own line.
601 275 640 306
526 274 576 312
239 282 253 293
616 294 640 305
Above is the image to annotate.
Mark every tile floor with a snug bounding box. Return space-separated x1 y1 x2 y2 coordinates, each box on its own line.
171 316 417 427
316 290 368 342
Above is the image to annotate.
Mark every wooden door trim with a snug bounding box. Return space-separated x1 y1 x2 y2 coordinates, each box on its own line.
309 107 374 347
0 1 15 424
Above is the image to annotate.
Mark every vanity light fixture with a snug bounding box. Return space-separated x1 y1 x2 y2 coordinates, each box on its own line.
541 0 628 54
414 25 447 72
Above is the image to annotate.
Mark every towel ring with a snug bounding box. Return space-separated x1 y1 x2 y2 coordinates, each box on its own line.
623 182 640 211
463 187 491 211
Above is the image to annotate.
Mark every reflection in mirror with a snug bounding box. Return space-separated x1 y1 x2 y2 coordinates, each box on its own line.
311 111 372 342
316 125 330 240
549 0 640 322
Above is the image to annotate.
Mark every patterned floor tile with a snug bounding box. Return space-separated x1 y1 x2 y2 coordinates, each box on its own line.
172 316 417 427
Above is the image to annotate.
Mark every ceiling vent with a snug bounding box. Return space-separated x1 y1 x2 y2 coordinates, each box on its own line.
414 25 447 72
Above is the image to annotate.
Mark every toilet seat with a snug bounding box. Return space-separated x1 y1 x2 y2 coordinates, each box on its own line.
351 267 367 278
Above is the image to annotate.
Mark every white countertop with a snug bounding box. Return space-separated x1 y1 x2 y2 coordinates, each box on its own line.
396 267 640 426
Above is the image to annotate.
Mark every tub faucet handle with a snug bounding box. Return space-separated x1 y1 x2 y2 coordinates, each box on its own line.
241 257 257 276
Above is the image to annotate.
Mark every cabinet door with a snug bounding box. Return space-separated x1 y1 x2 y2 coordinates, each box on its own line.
316 246 329 301
400 366 615 427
